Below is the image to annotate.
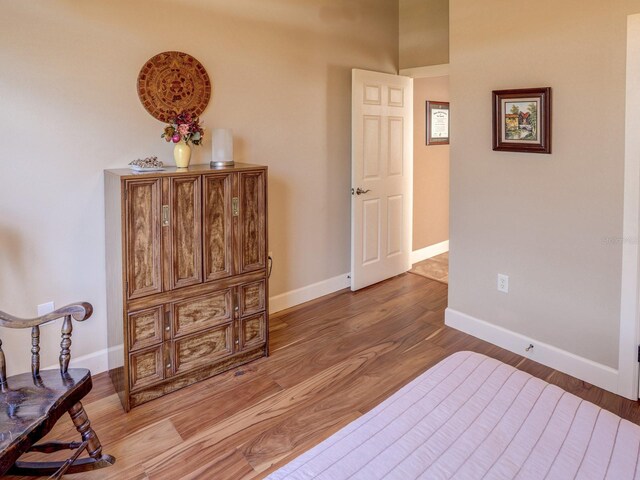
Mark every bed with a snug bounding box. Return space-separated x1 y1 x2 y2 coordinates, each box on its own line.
267 351 640 479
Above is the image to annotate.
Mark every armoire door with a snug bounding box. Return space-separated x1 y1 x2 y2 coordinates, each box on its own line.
168 175 202 290
237 170 266 274
125 178 163 299
202 173 234 281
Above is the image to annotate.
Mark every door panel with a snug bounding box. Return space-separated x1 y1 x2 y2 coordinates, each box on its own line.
238 171 266 274
238 279 266 318
202 173 233 281
126 179 163 299
387 195 404 257
128 306 164 351
362 199 380 265
129 345 164 390
170 176 202 290
173 324 233 374
171 289 232 337
388 117 404 176
239 313 267 351
351 69 413 291
363 116 381 179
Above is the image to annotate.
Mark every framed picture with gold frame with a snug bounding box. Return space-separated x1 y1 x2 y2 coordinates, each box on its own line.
426 101 450 145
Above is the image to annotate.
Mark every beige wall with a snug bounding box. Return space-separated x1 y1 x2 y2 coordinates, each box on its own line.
399 0 449 68
0 0 398 376
449 0 640 368
413 76 449 250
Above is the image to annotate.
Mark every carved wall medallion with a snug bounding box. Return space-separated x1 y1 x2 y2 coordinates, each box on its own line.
137 51 211 123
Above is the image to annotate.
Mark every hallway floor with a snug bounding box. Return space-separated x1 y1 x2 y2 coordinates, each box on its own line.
410 251 448 284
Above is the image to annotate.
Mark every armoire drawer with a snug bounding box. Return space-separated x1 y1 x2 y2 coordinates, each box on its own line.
173 324 233 374
128 306 164 351
239 279 266 318
171 289 232 337
239 313 267 351
129 345 164 391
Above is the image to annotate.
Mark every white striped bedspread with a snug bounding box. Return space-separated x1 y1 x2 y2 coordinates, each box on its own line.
266 351 640 480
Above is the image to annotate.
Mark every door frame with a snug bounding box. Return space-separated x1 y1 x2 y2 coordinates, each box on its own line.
399 63 451 268
617 13 640 400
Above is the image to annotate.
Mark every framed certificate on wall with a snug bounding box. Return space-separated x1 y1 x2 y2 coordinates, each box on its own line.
426 101 450 145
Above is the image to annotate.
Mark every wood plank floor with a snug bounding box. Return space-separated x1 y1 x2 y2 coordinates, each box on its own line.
8 273 640 479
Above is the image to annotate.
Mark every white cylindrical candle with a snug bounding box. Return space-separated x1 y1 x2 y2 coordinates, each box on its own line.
211 128 234 166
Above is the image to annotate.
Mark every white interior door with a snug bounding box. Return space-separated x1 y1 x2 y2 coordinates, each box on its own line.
351 69 413 291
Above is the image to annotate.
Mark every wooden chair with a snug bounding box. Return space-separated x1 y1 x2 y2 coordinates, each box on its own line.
0 302 115 478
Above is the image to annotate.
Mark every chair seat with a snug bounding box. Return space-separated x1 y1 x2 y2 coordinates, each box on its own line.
0 368 92 475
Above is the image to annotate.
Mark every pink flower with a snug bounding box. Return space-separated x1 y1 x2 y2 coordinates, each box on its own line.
178 124 190 136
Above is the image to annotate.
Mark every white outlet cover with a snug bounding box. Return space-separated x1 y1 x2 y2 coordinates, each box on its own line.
497 274 509 293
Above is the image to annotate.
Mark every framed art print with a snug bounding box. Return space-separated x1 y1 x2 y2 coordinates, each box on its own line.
492 87 551 154
426 101 450 145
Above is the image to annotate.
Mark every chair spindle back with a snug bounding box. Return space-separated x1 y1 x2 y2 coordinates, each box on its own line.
0 339 7 391
59 315 73 374
31 326 40 377
0 302 92 383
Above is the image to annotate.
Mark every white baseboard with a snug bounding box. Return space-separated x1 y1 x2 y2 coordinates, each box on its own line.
445 307 620 394
411 240 449 265
269 273 350 314
45 346 111 376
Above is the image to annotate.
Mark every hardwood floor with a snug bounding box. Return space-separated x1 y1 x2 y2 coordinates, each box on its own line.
8 273 640 479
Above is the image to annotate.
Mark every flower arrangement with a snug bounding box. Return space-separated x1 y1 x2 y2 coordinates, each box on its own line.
161 111 204 146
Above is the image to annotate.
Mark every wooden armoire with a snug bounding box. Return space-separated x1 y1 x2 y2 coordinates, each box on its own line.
104 164 268 411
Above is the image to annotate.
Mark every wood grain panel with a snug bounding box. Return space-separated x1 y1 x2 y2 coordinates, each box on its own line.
130 348 266 408
173 324 233 374
130 345 164 391
239 313 266 351
238 171 266 274
126 179 162 299
203 173 233 281
170 175 202 289
128 306 164 351
239 280 266 318
127 270 264 312
172 290 232 337
106 166 269 412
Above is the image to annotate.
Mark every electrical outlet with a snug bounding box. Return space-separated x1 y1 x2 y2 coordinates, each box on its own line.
37 301 55 316
497 274 509 293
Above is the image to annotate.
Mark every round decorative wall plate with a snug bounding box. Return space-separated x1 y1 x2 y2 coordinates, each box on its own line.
137 51 211 123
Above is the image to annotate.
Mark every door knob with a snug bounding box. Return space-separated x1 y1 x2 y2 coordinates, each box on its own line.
355 187 371 195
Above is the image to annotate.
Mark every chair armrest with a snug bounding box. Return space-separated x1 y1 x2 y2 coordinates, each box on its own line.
0 303 93 329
